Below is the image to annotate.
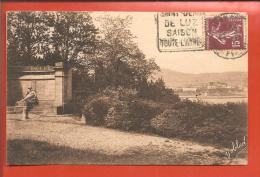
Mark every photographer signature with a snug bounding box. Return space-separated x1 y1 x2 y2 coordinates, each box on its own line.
225 136 247 163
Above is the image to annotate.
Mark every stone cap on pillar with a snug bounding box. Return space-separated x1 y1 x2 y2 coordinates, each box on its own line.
54 62 64 69
54 62 71 71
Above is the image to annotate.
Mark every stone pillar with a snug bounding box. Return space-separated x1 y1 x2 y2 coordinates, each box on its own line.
81 113 86 124
21 106 27 120
54 62 65 114
66 68 73 101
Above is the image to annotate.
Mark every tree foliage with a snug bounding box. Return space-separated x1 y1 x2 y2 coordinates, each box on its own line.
7 12 50 65
92 15 160 89
48 12 98 68
7 11 98 68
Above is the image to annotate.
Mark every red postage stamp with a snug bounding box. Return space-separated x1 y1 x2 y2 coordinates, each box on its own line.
206 13 245 50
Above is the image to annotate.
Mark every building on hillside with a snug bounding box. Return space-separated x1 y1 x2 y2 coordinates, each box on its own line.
182 87 198 92
207 82 229 89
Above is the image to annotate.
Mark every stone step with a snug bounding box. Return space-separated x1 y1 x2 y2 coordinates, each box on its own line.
7 107 15 112
31 107 56 114
7 105 56 115
8 105 52 110
7 110 16 114
30 111 51 115
31 106 54 110
37 101 55 106
7 106 25 114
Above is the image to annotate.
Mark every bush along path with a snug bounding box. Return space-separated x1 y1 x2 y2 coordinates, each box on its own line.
83 87 248 148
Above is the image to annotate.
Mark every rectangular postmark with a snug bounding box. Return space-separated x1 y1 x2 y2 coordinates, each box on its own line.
157 12 248 59
157 12 205 52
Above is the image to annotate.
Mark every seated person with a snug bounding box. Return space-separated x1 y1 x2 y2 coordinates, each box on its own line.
17 87 39 117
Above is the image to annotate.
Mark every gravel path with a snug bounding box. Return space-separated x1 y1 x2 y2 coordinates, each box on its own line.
7 113 244 165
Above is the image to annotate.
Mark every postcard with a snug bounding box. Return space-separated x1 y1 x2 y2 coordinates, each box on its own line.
6 11 248 165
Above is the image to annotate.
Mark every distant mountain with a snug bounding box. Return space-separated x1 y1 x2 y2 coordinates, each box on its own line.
157 68 248 88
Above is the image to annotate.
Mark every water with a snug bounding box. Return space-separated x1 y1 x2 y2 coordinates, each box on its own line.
180 96 248 104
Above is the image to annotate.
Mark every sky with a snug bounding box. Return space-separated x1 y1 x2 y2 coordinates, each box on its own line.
91 12 248 74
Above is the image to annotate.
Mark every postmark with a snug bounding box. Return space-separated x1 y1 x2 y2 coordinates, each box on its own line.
157 12 248 59
157 12 205 52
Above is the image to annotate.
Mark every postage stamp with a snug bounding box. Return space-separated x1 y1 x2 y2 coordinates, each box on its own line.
157 12 248 59
206 13 245 50
208 13 248 59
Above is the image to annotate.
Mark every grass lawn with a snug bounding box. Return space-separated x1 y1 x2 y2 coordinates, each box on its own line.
7 139 227 165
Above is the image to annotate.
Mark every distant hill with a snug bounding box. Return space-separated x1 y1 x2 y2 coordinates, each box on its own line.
157 68 248 88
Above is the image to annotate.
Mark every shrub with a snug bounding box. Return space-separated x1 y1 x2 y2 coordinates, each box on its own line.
82 86 247 148
83 95 113 125
101 86 137 101
151 102 247 147
83 86 166 131
138 78 180 104
127 100 165 131
104 99 164 131
104 101 131 130
82 87 137 125
150 109 188 136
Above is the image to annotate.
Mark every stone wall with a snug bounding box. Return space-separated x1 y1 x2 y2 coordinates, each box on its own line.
7 63 72 114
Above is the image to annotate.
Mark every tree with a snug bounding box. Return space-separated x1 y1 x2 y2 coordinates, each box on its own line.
7 12 98 68
7 12 50 65
93 15 159 89
49 12 99 68
138 78 180 103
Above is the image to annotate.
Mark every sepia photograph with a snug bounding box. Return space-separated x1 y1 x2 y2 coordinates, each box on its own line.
6 11 248 165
